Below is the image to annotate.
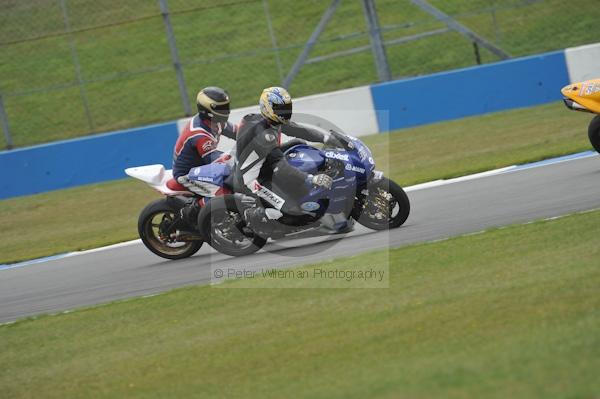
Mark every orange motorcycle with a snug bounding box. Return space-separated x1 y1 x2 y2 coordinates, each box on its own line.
561 78 600 153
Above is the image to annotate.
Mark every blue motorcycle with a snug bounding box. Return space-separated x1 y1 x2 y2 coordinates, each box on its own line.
193 131 410 257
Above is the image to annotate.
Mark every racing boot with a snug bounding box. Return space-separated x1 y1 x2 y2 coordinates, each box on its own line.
179 199 202 230
243 206 271 237
243 206 267 227
317 213 355 234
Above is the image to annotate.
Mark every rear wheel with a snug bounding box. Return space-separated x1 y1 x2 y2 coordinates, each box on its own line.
138 199 203 260
588 115 600 153
198 196 267 257
353 177 410 230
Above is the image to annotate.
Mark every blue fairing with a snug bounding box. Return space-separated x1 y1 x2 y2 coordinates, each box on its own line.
285 145 325 174
349 136 376 179
284 136 376 214
188 163 230 186
186 136 376 216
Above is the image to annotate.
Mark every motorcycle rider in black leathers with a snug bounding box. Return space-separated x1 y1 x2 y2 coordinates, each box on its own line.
233 86 350 230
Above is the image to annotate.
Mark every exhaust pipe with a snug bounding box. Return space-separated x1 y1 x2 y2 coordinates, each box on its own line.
563 98 593 113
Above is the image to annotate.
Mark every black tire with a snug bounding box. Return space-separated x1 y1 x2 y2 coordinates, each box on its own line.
197 195 267 257
138 199 203 260
588 115 600 153
353 177 410 230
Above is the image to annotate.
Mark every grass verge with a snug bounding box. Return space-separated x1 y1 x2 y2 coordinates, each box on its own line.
0 102 595 264
1 208 599 398
2 0 599 147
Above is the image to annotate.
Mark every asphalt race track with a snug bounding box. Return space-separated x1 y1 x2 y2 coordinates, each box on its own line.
1 154 599 323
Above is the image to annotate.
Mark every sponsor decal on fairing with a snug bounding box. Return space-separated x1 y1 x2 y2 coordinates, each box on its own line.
325 151 350 161
345 163 366 174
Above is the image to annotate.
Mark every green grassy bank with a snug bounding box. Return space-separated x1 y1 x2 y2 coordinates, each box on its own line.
2 0 599 147
1 207 598 398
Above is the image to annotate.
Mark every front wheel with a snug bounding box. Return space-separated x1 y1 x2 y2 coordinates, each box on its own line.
352 177 410 230
138 199 203 260
197 195 267 257
588 115 600 153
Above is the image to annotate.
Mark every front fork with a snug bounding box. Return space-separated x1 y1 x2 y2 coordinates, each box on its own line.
371 170 385 183
352 170 385 218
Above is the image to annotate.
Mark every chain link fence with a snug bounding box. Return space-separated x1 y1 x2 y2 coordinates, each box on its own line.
1 0 599 149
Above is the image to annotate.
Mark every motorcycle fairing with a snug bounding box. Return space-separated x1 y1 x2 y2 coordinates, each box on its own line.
285 145 326 173
188 163 230 185
125 164 191 196
561 78 600 113
283 140 375 216
187 163 231 197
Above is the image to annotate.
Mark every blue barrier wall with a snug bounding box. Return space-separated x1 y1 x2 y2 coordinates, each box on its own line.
1 122 178 199
370 51 570 131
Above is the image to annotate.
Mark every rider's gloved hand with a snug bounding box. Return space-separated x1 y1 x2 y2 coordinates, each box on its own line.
307 174 333 189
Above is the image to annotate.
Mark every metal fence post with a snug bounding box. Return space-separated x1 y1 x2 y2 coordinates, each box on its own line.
362 0 392 82
490 1 501 45
159 0 192 116
410 0 510 60
0 94 14 150
473 42 481 64
262 0 284 85
59 0 95 132
283 0 341 89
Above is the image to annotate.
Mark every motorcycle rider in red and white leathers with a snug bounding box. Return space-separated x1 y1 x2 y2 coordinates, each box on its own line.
169 86 237 226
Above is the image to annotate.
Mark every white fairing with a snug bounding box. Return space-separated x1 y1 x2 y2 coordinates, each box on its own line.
124 164 191 196
125 164 166 185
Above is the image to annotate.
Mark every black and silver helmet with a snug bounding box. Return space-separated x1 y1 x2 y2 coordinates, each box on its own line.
196 86 231 131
